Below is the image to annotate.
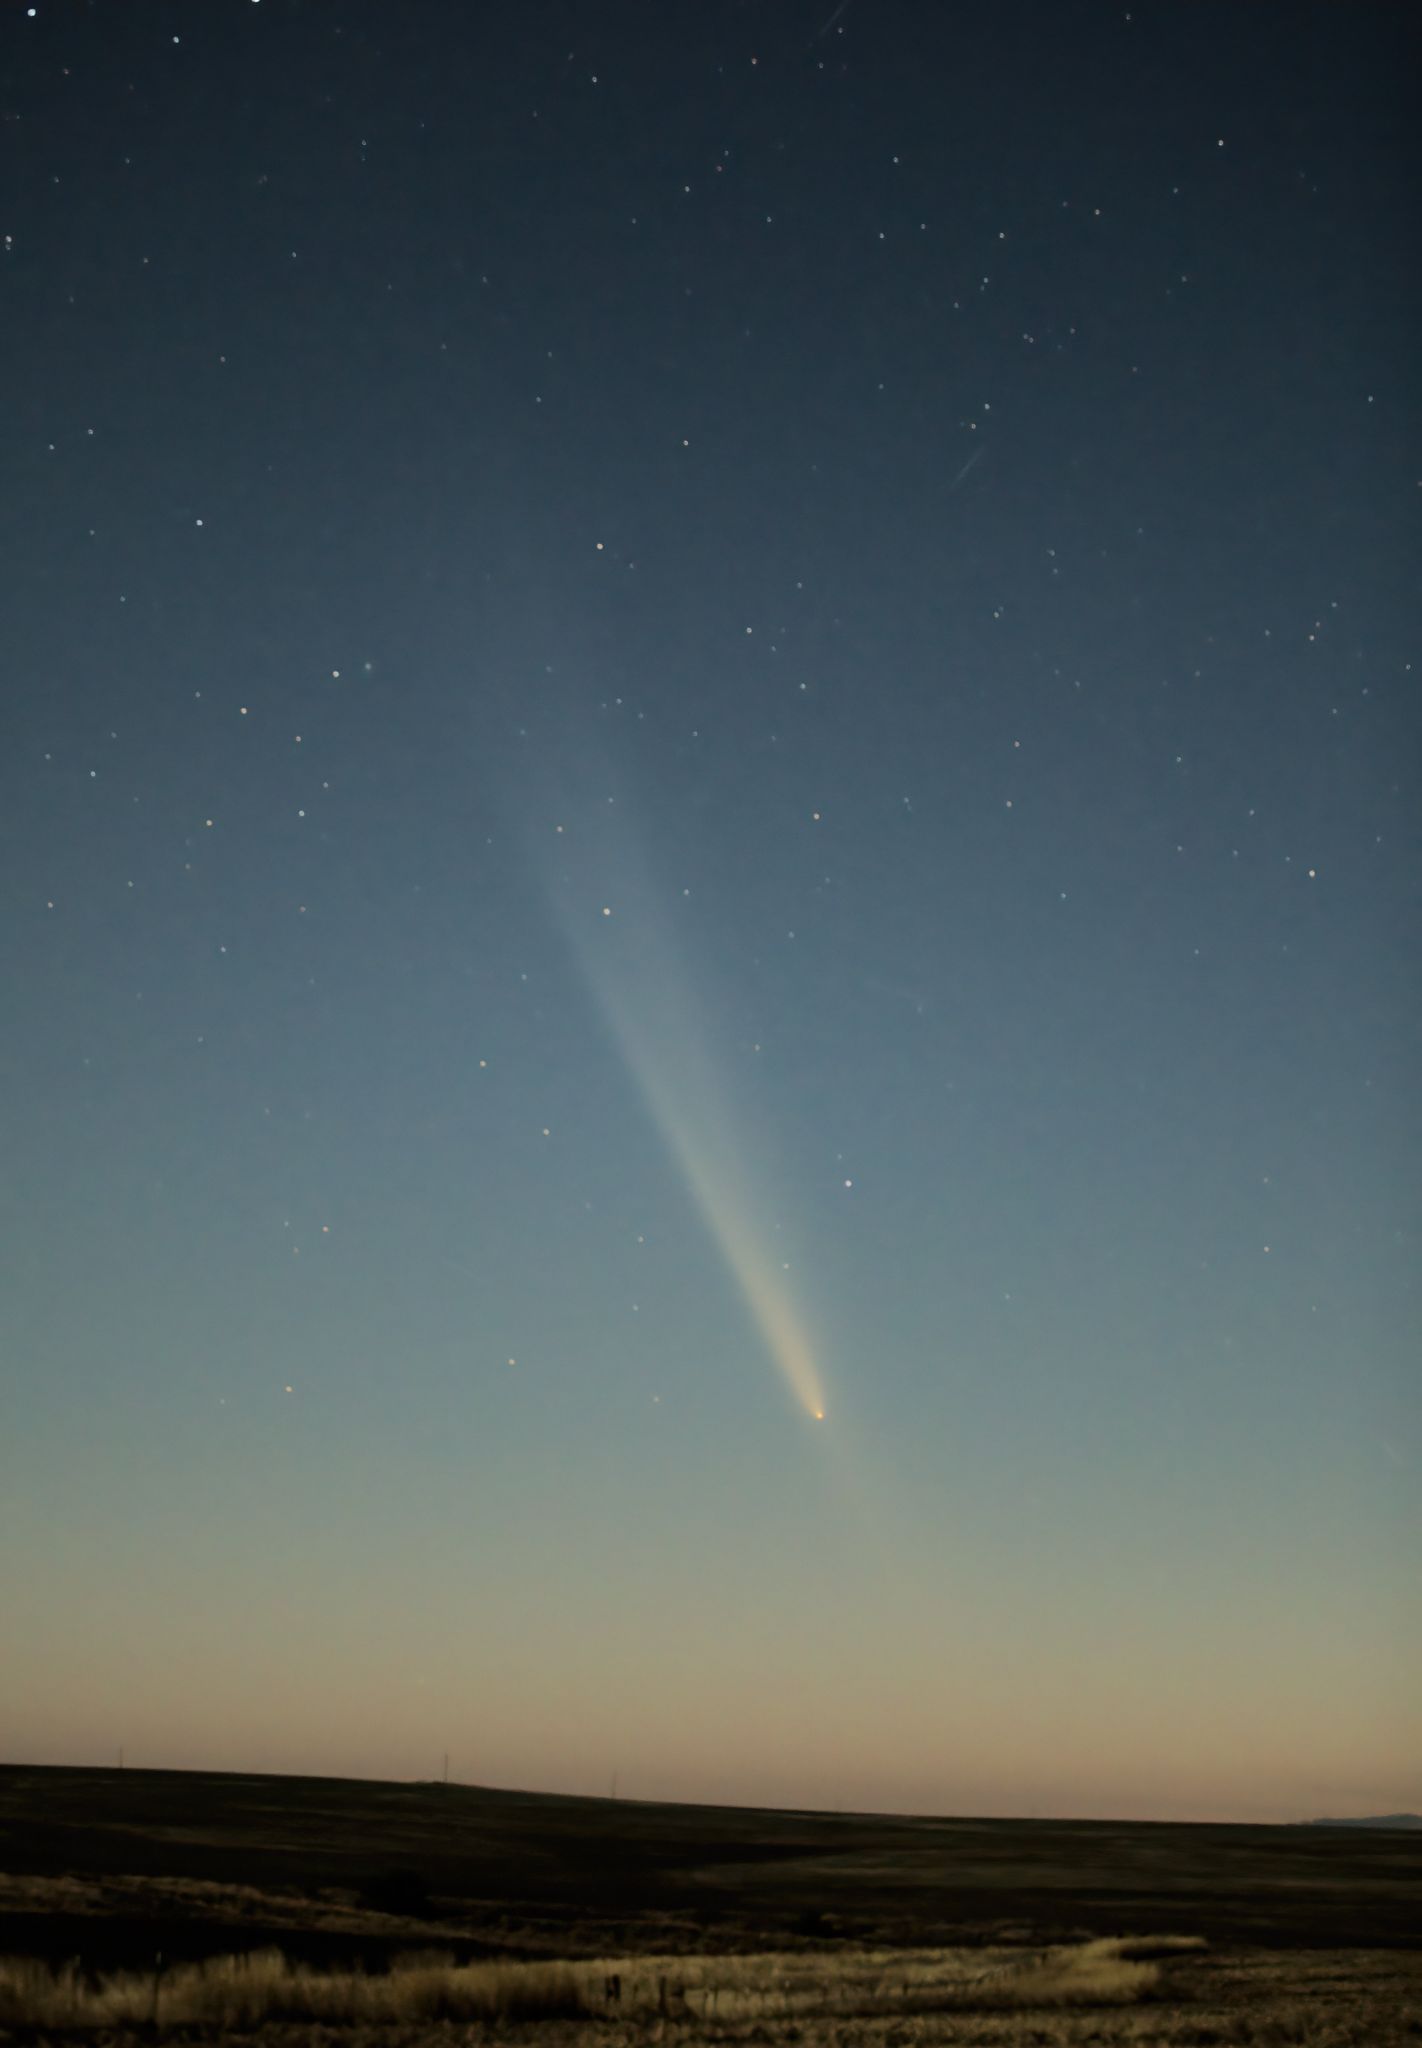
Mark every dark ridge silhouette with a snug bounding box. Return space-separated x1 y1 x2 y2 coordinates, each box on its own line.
1303 1813 1422 1830
1 1763 1420 1972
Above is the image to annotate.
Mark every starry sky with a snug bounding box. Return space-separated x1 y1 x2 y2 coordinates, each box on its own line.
3 1 1417 1825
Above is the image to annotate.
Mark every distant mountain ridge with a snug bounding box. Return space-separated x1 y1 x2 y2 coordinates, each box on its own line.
1304 1813 1422 1830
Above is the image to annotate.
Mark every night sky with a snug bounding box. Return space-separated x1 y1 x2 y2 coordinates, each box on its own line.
3 1 1417 1824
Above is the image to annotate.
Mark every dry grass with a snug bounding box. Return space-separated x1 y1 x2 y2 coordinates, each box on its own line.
0 1949 582 2029
651 1935 1181 2018
0 1935 1185 2032
1 1934 1418 2044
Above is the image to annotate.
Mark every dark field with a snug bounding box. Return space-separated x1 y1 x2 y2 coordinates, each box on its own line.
1 1766 1418 2042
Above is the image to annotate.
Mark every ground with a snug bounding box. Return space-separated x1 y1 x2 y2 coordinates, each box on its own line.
0 1767 1417 2042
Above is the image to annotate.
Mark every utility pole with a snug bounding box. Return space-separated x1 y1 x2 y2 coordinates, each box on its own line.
442 1752 449 1785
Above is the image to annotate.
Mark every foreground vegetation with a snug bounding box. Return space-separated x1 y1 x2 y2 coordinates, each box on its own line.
2 1936 1419 2045
0 1934 1185 2028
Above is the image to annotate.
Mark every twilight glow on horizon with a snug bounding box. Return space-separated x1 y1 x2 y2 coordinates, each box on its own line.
2 0 1417 1825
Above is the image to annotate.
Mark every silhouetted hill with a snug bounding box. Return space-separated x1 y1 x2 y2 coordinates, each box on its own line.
1 1764 1419 1974
1304 1813 1422 1830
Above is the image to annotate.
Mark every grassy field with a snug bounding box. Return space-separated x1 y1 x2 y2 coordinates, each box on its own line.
0 1766 1417 2042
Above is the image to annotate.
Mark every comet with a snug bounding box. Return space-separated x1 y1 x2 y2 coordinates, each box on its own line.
585 935 830 1424
535 771 830 1425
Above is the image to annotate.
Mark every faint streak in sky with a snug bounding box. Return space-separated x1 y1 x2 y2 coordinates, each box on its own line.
947 446 985 493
